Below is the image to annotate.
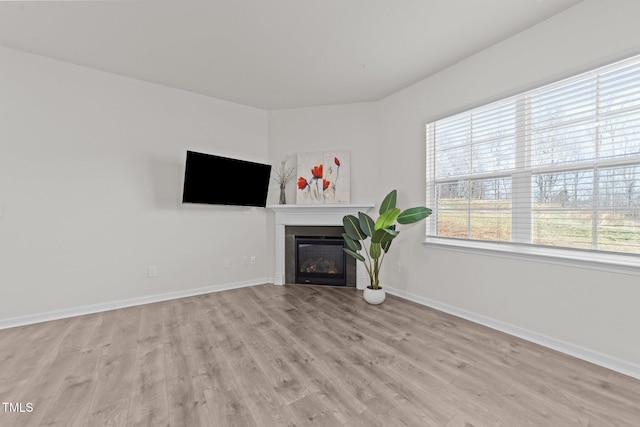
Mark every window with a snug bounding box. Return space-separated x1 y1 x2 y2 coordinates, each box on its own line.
426 55 640 262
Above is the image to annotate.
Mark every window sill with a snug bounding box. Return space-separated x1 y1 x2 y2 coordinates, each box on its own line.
423 236 640 276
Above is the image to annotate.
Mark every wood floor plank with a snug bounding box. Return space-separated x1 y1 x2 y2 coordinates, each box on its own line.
84 309 125 356
163 318 212 427
287 392 344 426
126 343 168 427
0 283 638 426
105 306 142 357
221 341 296 426
85 309 140 419
85 398 130 427
56 313 102 356
0 316 76 386
188 312 262 427
38 347 101 427
0 350 83 427
125 303 168 427
86 350 136 418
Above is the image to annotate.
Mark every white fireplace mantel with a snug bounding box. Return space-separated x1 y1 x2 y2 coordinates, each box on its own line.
267 203 374 288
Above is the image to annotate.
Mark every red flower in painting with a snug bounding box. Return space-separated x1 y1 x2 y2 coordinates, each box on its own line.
297 177 308 190
323 179 330 191
334 157 340 167
311 164 323 179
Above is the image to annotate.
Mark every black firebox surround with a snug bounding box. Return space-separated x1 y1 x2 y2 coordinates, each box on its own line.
295 236 347 286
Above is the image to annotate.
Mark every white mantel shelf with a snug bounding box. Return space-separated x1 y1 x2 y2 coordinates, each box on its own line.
267 203 374 225
267 203 374 288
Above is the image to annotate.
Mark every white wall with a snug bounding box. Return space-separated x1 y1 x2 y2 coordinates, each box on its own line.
0 46 270 321
377 0 640 371
267 103 381 205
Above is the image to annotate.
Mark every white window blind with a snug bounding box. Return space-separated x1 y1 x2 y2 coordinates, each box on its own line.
426 55 640 256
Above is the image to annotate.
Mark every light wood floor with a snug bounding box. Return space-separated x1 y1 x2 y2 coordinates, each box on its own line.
0 284 639 426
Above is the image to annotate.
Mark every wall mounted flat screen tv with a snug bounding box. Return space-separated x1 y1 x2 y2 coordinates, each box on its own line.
182 151 272 207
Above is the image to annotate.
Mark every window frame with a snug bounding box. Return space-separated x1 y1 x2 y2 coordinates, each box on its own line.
424 54 640 276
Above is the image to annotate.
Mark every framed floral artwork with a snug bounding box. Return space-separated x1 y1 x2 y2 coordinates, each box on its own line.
296 150 350 204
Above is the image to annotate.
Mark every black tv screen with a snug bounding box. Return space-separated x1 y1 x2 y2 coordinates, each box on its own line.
182 151 272 207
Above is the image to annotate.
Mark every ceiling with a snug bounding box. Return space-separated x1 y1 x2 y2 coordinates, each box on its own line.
0 0 581 110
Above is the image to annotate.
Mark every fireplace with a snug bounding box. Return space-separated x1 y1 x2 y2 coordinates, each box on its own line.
267 203 374 288
295 236 347 286
284 225 357 287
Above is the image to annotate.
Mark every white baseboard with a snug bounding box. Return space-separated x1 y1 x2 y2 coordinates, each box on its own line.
0 278 270 330
385 286 640 380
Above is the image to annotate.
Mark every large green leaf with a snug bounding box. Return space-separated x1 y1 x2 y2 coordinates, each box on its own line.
371 228 399 244
374 208 401 230
379 190 397 215
358 212 375 237
382 225 396 253
343 215 366 241
343 248 365 262
369 242 382 260
397 207 432 224
342 233 362 251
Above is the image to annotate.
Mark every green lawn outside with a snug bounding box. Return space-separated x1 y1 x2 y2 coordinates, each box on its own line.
436 199 640 253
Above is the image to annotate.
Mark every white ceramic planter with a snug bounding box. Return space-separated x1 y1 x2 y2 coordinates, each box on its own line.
363 287 386 305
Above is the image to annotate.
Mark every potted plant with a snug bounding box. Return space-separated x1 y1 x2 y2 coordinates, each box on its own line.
342 190 432 304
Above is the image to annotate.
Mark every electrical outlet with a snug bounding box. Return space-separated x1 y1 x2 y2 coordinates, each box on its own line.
148 265 158 278
223 257 231 268
250 256 256 264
